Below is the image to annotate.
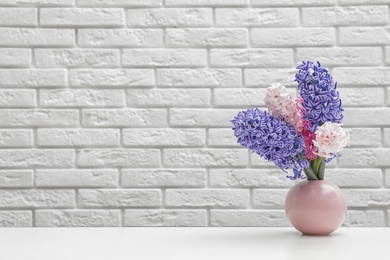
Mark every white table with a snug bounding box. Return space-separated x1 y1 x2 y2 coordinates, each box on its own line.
1 228 389 260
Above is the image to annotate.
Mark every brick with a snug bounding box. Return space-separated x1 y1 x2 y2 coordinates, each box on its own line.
213 88 267 107
0 149 75 168
35 210 121 227
0 109 78 127
125 210 207 226
253 189 287 208
82 109 167 127
165 189 249 207
349 128 381 147
384 47 390 65
251 28 334 47
76 0 162 6
170 109 238 127
216 8 298 26
122 49 206 67
208 128 241 147
343 210 385 227
158 69 241 87
0 89 35 107
36 169 118 187
0 69 66 87
302 6 388 26
0 211 32 227
166 0 247 6
163 149 248 166
78 29 162 47
0 129 33 147
340 148 390 167
127 89 209 107
338 0 390 5
77 149 160 167
334 68 390 85
0 170 33 187
210 49 293 67
123 128 205 146
166 28 247 47
161 128 207 146
0 8 37 26
35 49 119 68
245 69 296 87
210 169 290 188
40 89 124 107
70 69 154 87
296 47 382 66
121 169 206 187
344 189 390 207
386 170 390 187
0 190 75 208
127 8 212 27
78 189 161 207
37 129 119 147
338 88 384 107
1 0 73 5
388 88 390 105
251 0 335 6
388 211 390 226
250 153 278 167
343 108 390 127
211 210 288 226
339 27 390 46
0 28 74 47
40 8 124 27
326 169 382 188
382 128 390 146
0 49 31 67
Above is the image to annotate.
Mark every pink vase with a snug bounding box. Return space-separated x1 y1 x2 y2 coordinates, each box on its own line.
285 180 347 236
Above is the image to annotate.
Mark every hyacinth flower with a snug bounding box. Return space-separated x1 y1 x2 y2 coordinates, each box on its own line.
294 61 349 179
295 61 344 132
231 61 350 181
231 108 309 180
264 83 303 133
296 96 317 161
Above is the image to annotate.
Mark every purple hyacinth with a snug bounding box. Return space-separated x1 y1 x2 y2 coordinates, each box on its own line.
295 61 343 132
231 108 308 179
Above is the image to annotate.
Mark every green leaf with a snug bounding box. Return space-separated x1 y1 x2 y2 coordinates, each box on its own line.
303 167 318 180
318 160 325 180
314 157 324 176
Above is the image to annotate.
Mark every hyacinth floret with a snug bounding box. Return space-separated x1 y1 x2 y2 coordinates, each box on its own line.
295 61 343 132
231 108 308 179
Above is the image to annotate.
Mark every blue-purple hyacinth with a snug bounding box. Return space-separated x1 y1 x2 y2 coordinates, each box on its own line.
231 108 308 179
295 61 344 132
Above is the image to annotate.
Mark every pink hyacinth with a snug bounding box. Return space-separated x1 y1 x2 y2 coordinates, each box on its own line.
301 122 317 160
313 122 350 159
264 83 303 133
296 96 317 160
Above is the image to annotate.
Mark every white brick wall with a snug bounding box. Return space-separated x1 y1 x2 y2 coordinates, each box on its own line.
0 0 388 228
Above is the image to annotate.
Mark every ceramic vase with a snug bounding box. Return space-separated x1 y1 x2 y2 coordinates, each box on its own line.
285 180 347 236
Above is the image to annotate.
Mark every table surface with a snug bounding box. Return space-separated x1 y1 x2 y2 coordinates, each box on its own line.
1 227 389 260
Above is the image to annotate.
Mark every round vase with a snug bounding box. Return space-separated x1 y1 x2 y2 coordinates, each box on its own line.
285 180 347 236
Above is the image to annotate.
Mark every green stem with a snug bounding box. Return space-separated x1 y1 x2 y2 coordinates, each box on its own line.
314 157 324 176
310 159 314 170
303 167 318 180
317 160 325 180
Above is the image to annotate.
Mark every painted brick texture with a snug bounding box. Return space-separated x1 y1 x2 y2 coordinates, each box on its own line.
0 0 388 228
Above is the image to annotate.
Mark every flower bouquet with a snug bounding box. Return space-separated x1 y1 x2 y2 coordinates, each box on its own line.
231 61 350 235
231 61 350 181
